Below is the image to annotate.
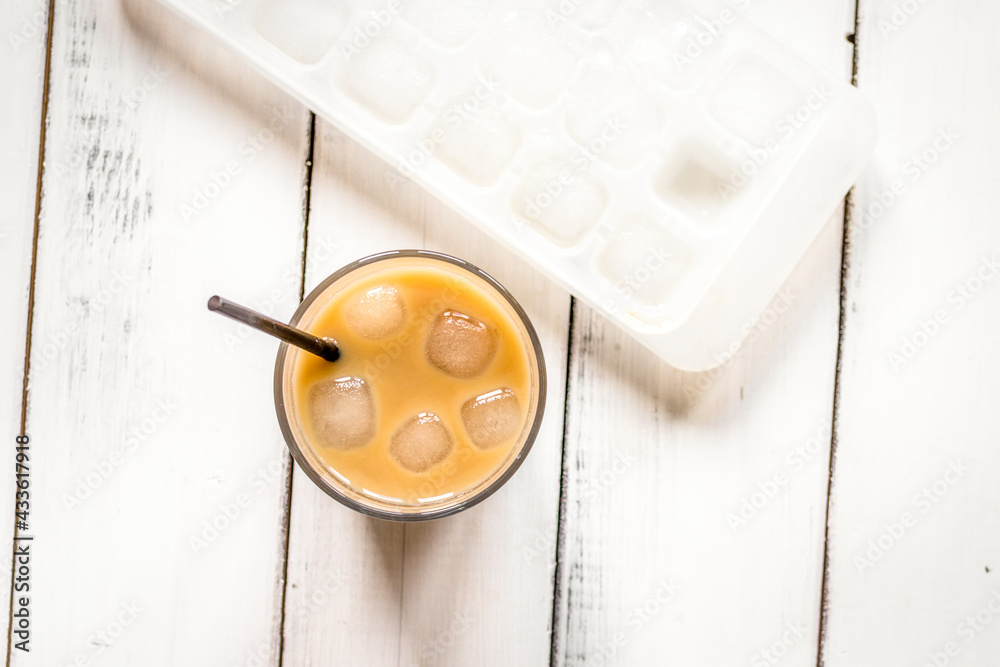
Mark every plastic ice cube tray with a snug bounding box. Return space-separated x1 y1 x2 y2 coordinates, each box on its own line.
160 0 877 371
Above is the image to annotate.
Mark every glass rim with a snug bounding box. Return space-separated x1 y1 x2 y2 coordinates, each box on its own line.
273 249 547 521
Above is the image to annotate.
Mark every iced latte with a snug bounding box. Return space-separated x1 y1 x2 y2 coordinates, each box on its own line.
274 250 546 520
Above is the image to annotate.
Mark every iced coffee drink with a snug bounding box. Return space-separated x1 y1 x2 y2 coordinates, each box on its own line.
274 250 546 520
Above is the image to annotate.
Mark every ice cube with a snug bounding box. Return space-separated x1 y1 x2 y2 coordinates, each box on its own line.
403 0 491 48
709 55 805 146
389 413 454 472
425 310 497 378
433 97 520 186
344 285 407 339
461 388 522 450
479 14 576 109
343 37 436 124
655 144 735 222
564 70 664 169
308 377 375 450
610 1 712 89
563 0 621 30
597 215 691 306
513 158 607 247
254 0 348 65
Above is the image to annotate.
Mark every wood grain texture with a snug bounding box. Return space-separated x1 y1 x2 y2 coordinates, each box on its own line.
279 116 571 666
12 0 997 664
0 0 51 657
551 1 858 664
822 1 1000 664
15 0 311 663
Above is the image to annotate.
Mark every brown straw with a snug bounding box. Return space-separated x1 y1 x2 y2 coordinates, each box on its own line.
207 295 340 362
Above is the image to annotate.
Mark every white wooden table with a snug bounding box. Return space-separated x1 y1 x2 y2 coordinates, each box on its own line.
3 0 999 665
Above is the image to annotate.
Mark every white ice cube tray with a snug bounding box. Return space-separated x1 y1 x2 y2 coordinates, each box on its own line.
161 0 877 371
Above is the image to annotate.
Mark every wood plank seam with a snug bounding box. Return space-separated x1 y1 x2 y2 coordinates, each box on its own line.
5 0 55 664
547 296 576 667
276 112 317 667
815 1 863 664
395 532 406 667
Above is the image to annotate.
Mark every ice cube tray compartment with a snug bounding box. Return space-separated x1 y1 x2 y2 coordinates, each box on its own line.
161 0 876 370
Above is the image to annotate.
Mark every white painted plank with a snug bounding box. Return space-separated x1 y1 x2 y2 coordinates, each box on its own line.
280 124 409 667
0 0 50 657
398 173 570 667
280 123 571 665
823 1 1000 664
552 1 858 664
17 0 311 664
